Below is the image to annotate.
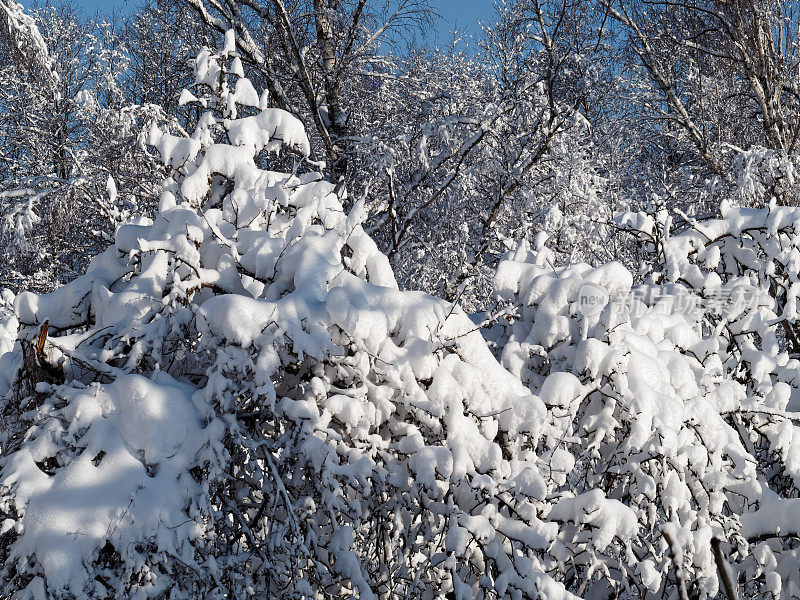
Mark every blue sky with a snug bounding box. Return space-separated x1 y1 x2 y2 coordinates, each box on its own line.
20 0 495 47
430 0 495 45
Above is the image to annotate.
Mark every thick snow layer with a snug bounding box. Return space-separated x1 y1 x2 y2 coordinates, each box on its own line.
548 489 638 551
491 238 796 598
3 375 205 593
15 32 800 600
148 124 201 169
227 108 310 157
0 46 575 600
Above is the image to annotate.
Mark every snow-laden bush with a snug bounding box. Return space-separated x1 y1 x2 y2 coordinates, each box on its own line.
617 200 800 394
493 230 800 599
0 34 605 600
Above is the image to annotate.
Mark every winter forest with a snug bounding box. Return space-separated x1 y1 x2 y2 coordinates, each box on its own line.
4 0 800 598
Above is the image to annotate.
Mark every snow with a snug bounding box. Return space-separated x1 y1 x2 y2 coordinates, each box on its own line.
5 24 800 600
226 107 311 156
489 235 796 598
3 375 205 593
15 249 129 328
147 124 202 169
548 489 639 551
0 43 580 599
199 294 277 347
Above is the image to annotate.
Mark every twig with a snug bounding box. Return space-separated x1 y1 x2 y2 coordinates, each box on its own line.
711 537 739 600
662 528 690 600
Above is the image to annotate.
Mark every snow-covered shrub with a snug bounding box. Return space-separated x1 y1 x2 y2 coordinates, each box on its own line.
0 34 593 600
492 230 800 599
617 200 800 393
